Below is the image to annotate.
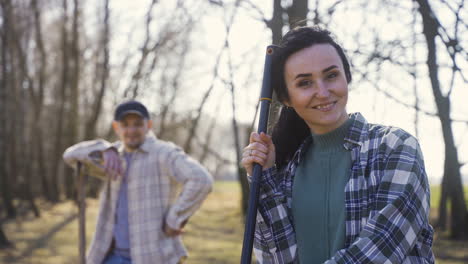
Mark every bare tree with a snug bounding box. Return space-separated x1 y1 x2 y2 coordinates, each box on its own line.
30 0 53 202
1 0 40 217
236 0 309 215
0 0 218 224
243 0 309 132
287 0 309 26
50 0 70 202
415 0 468 239
62 0 82 199
156 41 190 139
326 0 467 239
0 0 16 219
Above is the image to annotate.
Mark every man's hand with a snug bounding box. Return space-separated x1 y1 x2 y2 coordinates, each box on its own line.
164 225 183 237
103 148 123 180
163 219 188 237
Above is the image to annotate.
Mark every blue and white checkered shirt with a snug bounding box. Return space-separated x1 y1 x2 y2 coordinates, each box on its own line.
253 113 434 263
63 132 213 264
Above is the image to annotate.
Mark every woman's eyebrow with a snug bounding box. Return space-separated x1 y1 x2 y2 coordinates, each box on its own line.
294 73 311 80
293 65 339 80
322 65 338 73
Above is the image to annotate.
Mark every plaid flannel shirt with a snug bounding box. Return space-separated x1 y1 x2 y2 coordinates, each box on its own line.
63 132 213 264
254 113 434 264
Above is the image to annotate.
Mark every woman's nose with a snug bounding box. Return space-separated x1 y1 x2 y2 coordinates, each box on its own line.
315 81 330 98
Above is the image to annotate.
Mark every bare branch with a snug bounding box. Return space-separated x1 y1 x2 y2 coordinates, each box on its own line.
326 0 344 16
183 46 224 153
123 0 158 98
193 134 235 165
447 0 466 96
241 0 269 25
208 0 224 7
354 67 468 125
198 95 223 164
183 0 241 153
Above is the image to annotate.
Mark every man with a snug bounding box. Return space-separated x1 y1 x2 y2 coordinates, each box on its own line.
63 100 213 264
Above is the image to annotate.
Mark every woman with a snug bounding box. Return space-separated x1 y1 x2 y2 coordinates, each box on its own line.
241 26 434 264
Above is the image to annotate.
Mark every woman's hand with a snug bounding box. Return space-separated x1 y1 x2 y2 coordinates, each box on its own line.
241 132 276 176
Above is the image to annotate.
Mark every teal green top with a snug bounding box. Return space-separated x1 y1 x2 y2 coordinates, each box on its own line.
292 118 353 263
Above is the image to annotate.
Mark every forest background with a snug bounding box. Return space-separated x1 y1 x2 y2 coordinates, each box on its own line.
0 0 467 263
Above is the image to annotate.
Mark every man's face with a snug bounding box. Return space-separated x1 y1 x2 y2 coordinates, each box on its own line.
112 113 152 151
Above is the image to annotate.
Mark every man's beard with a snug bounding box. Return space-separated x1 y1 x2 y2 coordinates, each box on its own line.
125 141 142 150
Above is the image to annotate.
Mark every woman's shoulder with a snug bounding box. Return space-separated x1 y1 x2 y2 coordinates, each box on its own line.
366 123 419 153
350 113 414 144
367 123 413 139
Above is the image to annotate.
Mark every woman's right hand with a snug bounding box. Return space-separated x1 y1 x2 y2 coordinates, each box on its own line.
241 132 276 176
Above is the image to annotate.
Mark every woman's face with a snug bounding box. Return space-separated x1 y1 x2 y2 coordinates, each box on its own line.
283 43 349 134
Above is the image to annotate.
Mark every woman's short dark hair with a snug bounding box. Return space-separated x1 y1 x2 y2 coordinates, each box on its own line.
271 26 352 168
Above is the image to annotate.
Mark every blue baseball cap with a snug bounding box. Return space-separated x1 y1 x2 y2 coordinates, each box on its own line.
114 100 150 121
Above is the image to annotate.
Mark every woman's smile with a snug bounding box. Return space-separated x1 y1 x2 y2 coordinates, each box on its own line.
284 44 349 134
311 101 337 111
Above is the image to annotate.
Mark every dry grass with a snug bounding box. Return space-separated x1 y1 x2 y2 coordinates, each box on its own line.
183 181 244 263
0 182 467 263
0 199 98 264
429 185 468 264
0 182 244 264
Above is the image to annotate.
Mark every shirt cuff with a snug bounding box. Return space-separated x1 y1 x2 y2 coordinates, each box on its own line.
165 208 184 230
258 166 279 197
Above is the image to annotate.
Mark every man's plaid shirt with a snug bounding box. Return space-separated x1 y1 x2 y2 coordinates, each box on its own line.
253 113 434 263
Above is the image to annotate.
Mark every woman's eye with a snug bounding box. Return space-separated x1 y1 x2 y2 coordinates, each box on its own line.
327 72 338 79
297 80 312 87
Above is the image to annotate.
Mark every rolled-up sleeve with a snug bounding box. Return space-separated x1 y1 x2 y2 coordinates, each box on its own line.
63 139 114 179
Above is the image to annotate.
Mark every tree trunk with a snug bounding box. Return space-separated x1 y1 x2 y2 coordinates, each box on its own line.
0 224 13 249
266 0 309 132
63 0 82 199
228 60 248 216
264 0 284 133
84 0 110 198
31 0 53 202
50 0 70 202
287 0 308 27
199 102 221 164
415 0 468 239
18 62 40 218
0 0 17 219
437 175 448 230
2 0 40 218
269 0 283 45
